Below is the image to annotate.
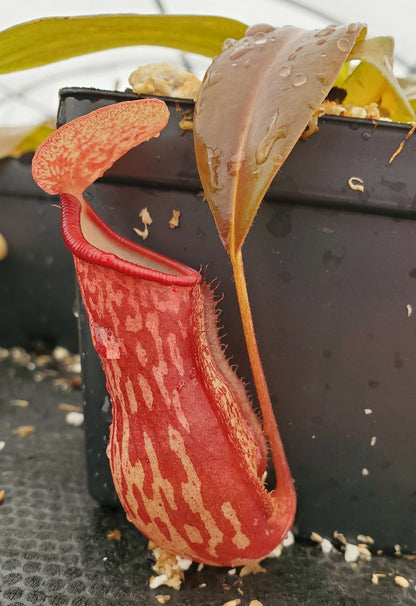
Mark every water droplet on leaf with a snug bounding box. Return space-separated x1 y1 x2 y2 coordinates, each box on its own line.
279 65 292 78
255 114 287 165
230 46 251 61
337 38 351 53
347 23 359 34
292 73 308 87
222 38 236 51
245 23 275 36
254 31 268 45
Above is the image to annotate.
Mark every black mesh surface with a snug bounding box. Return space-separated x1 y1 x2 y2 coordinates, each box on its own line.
1 350 416 606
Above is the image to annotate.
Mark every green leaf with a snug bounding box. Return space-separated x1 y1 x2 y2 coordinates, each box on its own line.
0 123 54 159
343 36 415 122
0 14 247 74
194 23 366 255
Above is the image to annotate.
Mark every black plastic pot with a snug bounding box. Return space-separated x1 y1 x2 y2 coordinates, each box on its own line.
0 154 78 351
58 87 416 553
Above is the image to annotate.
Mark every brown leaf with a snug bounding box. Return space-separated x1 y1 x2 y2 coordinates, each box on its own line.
169 210 181 229
107 529 121 541
194 22 366 255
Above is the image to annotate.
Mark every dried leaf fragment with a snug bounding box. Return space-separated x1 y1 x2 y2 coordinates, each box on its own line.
348 176 365 192
107 529 121 541
0 489 5 504
357 534 375 545
12 425 35 437
58 403 83 413
371 573 386 585
10 399 29 408
169 210 181 229
239 563 266 577
149 574 169 589
358 544 372 560
333 531 347 545
222 600 241 606
149 543 187 590
134 207 153 240
155 596 171 604
389 122 416 164
250 601 264 606
0 232 7 260
394 575 410 588
310 531 324 543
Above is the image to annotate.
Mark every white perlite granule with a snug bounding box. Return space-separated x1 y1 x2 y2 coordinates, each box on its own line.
344 543 360 563
65 412 84 427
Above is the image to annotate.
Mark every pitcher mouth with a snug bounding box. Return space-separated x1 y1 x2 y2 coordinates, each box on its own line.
60 192 201 287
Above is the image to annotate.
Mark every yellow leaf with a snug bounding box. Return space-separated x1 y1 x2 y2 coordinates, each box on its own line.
0 123 54 159
0 14 247 73
344 36 415 122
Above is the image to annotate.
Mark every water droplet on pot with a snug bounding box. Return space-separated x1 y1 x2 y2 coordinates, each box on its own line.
242 37 252 47
316 38 326 46
254 31 268 45
72 298 80 318
292 73 308 87
362 131 371 141
222 38 236 51
322 244 346 269
288 51 297 61
337 38 351 53
231 62 238 68
279 65 292 78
